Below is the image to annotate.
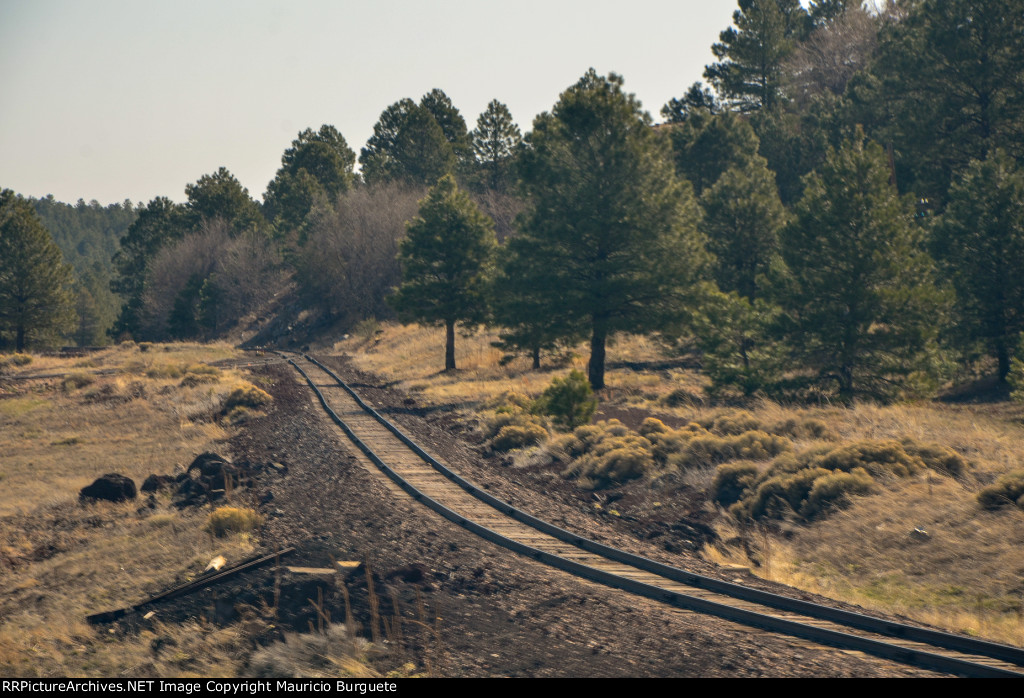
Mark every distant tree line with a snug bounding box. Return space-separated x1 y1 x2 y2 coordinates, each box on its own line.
3 0 1022 404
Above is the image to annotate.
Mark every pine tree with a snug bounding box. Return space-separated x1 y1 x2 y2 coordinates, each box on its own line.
420 89 473 167
0 190 75 351
932 150 1024 381
516 70 710 390
389 175 496 371
491 233 581 369
185 167 265 236
780 129 946 401
110 196 189 338
471 99 522 192
704 0 808 112
263 125 355 233
700 155 786 301
360 99 456 186
667 109 761 197
867 0 1024 203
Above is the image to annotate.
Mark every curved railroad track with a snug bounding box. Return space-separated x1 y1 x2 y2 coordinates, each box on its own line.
283 351 1024 678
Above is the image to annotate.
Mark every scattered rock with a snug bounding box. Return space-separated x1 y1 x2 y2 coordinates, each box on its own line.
141 474 175 493
80 473 137 503
386 562 429 585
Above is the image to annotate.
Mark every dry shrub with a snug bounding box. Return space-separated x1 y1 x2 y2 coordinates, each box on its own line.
205 506 264 537
554 420 655 489
711 461 760 508
977 470 1024 510
492 423 548 451
637 417 669 437
901 438 969 478
563 435 654 489
729 438 968 522
181 372 220 387
0 354 32 372
484 393 549 451
146 363 186 379
698 410 836 441
61 371 95 392
222 382 272 412
701 411 762 435
771 417 836 440
296 183 424 327
668 430 792 470
223 405 260 425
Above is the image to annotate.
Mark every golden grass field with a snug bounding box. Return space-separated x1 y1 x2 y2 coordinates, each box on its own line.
335 322 1024 647
0 342 265 677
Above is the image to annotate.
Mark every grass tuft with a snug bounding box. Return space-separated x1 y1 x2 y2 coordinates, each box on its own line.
204 506 264 537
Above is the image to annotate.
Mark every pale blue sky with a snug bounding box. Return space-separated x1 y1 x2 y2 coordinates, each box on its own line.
1 1 760 205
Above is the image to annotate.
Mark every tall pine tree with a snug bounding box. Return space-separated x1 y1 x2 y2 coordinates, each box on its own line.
516 70 710 390
389 175 496 371
932 151 1024 382
780 129 946 401
0 190 75 351
704 0 808 112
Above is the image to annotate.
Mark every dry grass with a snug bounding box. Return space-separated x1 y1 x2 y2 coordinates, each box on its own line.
0 341 264 677
706 478 1024 646
334 321 1024 648
332 322 695 409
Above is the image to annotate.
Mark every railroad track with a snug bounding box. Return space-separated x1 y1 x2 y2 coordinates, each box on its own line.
283 351 1024 678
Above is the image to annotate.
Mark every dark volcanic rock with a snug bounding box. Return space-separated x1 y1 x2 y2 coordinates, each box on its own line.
141 474 175 493
80 473 137 503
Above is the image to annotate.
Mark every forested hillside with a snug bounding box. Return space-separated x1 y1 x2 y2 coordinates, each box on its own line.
3 0 1023 403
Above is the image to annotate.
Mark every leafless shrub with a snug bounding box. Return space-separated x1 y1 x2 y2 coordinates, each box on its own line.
784 7 880 106
296 183 424 326
141 219 289 339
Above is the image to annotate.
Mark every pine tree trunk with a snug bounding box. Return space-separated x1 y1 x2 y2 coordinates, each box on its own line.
16 324 25 352
997 341 1010 383
532 345 541 370
445 319 456 371
588 320 607 390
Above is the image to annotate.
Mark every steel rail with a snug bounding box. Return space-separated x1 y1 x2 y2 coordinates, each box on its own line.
286 352 1024 677
88 547 295 624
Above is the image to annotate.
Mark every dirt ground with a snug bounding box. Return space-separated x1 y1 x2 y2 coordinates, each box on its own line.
216 357 938 677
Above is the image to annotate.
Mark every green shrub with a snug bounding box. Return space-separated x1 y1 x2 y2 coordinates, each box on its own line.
492 423 549 451
185 363 220 376
205 506 264 537
534 370 597 429
222 383 273 412
977 470 1024 510
711 461 760 508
